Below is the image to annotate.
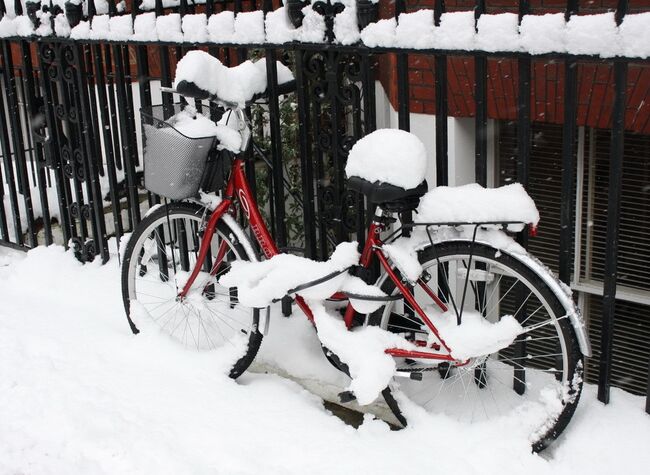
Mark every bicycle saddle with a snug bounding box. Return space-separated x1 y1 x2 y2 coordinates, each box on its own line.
347 176 428 211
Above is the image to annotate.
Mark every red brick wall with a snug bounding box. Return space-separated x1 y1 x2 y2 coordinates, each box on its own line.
378 1 650 134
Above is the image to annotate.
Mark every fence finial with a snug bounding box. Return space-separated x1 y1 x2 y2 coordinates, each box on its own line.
565 0 579 22
434 0 445 27
615 0 628 26
518 0 530 24
312 0 345 44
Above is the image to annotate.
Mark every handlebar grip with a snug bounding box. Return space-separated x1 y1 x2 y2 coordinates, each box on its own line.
174 80 211 100
276 79 297 96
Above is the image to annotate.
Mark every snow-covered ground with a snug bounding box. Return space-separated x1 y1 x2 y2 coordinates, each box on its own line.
1 244 649 474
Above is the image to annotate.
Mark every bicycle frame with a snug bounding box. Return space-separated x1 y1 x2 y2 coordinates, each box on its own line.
179 157 457 363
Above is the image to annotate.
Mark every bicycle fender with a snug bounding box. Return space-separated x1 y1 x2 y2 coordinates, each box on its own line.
483 241 592 358
411 233 592 357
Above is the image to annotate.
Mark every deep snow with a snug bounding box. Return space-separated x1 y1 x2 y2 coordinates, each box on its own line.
1 244 649 474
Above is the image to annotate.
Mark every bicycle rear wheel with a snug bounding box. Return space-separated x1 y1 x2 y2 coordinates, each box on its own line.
370 240 583 452
121 201 262 379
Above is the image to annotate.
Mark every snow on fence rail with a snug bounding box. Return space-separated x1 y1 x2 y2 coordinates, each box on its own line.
0 2 649 58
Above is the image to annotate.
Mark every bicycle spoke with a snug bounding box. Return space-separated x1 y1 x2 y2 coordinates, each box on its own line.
378 242 580 450
126 205 259 354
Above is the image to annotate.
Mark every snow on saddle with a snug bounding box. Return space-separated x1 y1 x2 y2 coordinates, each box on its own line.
346 129 429 212
346 129 539 228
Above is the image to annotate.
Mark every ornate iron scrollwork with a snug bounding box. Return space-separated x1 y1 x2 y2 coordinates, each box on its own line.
38 39 107 263
312 0 346 43
70 236 96 263
300 49 366 256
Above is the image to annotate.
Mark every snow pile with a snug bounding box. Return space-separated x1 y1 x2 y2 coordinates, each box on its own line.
107 15 133 41
14 15 34 37
220 239 406 404
395 9 435 49
53 13 71 38
299 5 326 43
619 13 650 59
519 13 566 54
346 129 427 190
214 125 243 153
173 50 294 105
219 242 359 307
265 6 298 43
310 302 413 405
360 18 396 48
415 183 540 227
427 311 523 360
149 106 242 152
133 12 158 41
0 16 17 37
34 11 53 37
69 20 90 40
89 14 109 40
207 11 235 43
340 279 386 315
165 107 221 138
92 0 110 15
156 13 183 43
1 244 650 473
434 11 475 50
475 13 520 52
182 13 208 43
333 5 360 46
0 6 647 58
382 241 423 283
566 12 620 58
233 10 265 44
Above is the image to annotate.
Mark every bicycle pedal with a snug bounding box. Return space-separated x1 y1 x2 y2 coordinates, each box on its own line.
338 391 356 403
409 372 423 381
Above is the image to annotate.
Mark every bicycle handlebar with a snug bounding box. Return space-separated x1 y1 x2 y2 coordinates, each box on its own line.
163 79 297 110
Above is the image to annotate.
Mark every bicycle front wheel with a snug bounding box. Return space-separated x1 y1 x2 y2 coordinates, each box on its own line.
121 201 262 379
371 240 583 452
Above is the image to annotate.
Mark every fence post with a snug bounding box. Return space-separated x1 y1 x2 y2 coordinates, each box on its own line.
0 42 24 244
434 0 448 188
395 0 410 132
474 0 487 186
598 0 629 405
559 1 579 285
512 0 532 396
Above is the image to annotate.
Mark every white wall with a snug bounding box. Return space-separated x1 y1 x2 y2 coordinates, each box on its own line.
374 81 496 188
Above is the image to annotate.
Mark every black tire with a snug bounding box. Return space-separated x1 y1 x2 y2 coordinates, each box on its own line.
121 201 263 379
370 240 583 452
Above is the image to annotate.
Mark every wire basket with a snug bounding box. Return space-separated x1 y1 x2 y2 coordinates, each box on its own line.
141 104 217 200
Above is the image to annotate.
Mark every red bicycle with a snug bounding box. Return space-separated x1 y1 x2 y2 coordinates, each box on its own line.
121 65 588 452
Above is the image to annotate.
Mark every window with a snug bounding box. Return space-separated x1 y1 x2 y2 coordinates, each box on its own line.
497 121 650 395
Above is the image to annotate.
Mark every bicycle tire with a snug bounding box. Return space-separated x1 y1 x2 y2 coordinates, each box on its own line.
121 201 263 379
369 240 583 452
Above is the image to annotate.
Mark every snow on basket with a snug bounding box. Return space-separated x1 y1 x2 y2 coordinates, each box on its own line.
141 105 219 200
345 129 427 190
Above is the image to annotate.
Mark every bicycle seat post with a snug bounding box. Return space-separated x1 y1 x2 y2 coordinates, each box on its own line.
400 209 413 238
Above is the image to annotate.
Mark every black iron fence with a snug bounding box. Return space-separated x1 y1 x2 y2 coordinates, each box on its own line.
0 0 649 411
